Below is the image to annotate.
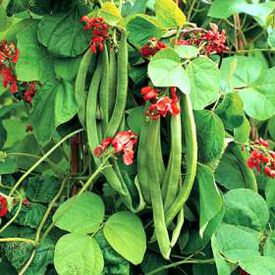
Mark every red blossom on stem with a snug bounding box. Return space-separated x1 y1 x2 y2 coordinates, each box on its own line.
22 81 37 103
246 138 275 178
94 131 138 165
0 195 8 217
141 86 159 101
140 37 167 58
81 16 109 54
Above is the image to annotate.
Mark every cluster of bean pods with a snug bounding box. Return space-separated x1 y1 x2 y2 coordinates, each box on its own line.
75 30 198 259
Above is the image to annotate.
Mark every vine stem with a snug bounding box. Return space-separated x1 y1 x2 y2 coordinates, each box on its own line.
8 129 83 197
19 249 36 275
0 238 36 245
165 94 197 226
147 258 214 275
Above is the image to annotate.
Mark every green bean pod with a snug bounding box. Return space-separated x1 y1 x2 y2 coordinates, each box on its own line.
171 208 184 248
148 120 171 260
163 114 182 210
104 32 128 138
230 144 258 192
165 94 198 226
75 49 94 126
108 47 117 116
99 43 110 131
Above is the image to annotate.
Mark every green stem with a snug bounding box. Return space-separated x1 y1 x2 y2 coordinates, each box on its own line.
147 258 215 275
165 94 197 226
0 237 35 245
19 249 36 275
8 129 83 197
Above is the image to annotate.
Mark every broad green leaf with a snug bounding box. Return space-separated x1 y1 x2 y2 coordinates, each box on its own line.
0 155 17 175
155 0 186 28
194 110 225 165
126 15 166 46
13 203 47 228
215 93 244 130
234 117 251 144
16 20 55 82
95 232 130 275
0 121 7 150
141 252 168 275
215 224 260 262
54 233 104 275
148 49 190 93
126 106 146 134
54 56 81 81
221 56 275 120
224 189 269 232
0 5 8 31
175 45 198 59
267 28 275 48
31 80 78 145
24 175 60 203
37 9 90 57
187 57 221 110
265 179 275 208
122 0 148 17
2 118 27 148
53 192 105 234
197 164 223 237
239 256 275 275
215 151 247 190
268 115 275 140
103 211 146 265
264 231 275 259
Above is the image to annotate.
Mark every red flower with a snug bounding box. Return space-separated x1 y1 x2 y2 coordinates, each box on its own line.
141 86 158 101
0 67 18 93
0 41 19 64
140 37 167 58
0 195 8 217
82 17 108 54
177 40 190 45
22 81 37 103
94 131 138 165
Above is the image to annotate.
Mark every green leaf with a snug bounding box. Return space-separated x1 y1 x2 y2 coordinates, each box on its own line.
95 231 130 275
265 179 275 208
37 9 90 57
221 56 275 120
187 57 221 110
155 0 186 28
24 175 60 203
98 2 122 26
103 211 146 265
141 252 168 275
239 256 275 275
148 49 190 93
16 20 55 82
0 155 17 175
268 115 275 140
234 117 251 144
2 118 27 148
215 93 244 130
194 110 225 165
30 80 78 145
215 224 260 262
54 233 104 275
53 192 105 234
224 189 269 232
0 5 8 32
197 164 223 237
126 15 166 46
174 45 198 59
126 106 146 134
13 203 47 228
54 56 81 81
215 151 247 190
264 231 275 259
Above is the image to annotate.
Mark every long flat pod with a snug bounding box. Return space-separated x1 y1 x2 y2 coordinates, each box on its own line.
75 49 95 126
108 47 117 116
104 31 128 138
99 43 110 131
165 94 198 226
148 120 171 260
163 114 182 210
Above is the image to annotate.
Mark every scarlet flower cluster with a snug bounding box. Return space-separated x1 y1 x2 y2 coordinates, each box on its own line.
0 41 38 103
81 16 109 54
0 195 8 217
141 86 180 120
94 130 138 165
0 41 19 93
178 24 228 55
247 138 275 178
140 37 167 58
